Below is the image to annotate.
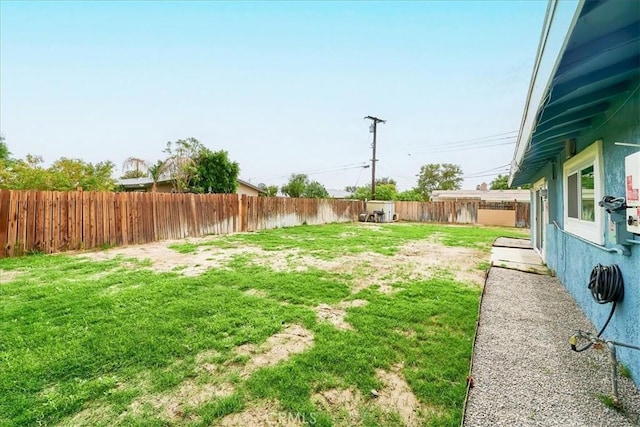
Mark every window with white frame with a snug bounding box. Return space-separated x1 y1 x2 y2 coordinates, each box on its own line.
563 140 603 244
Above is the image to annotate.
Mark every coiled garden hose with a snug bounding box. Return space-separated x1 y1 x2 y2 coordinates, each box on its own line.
570 264 624 352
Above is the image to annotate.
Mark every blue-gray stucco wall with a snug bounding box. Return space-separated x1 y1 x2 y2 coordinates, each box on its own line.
530 91 640 386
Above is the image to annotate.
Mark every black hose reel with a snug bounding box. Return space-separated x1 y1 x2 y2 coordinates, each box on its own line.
569 264 640 406
570 264 624 352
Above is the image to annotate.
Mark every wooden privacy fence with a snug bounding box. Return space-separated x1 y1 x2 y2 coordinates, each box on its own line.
241 195 364 232
394 200 479 224
0 190 239 257
395 200 530 228
0 190 365 258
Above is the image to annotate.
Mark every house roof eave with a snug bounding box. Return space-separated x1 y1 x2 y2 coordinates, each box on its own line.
509 0 585 187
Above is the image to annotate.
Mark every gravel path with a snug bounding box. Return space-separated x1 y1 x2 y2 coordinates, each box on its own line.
464 267 640 426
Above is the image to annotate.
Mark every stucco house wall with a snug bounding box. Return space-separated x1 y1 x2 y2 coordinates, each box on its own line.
237 181 261 197
509 0 640 387
530 91 640 385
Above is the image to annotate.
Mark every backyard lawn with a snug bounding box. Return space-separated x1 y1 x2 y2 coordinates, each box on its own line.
0 222 527 426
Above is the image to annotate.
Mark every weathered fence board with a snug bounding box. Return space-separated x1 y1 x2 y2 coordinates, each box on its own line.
0 190 364 258
515 202 531 228
0 190 529 259
395 200 530 228
240 196 363 232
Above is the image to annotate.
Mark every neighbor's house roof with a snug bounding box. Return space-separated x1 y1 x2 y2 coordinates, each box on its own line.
116 177 168 189
510 0 640 186
238 179 266 194
116 176 265 194
431 190 531 203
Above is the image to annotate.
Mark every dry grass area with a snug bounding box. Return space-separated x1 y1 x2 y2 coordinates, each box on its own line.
66 225 489 425
0 269 20 285
83 231 487 289
2 223 525 426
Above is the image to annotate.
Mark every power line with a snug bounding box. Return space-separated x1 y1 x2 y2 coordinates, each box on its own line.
251 162 369 182
463 163 511 178
407 140 515 155
464 170 510 179
377 165 416 186
395 130 518 148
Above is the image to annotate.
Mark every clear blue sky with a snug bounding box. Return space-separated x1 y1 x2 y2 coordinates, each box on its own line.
0 0 549 191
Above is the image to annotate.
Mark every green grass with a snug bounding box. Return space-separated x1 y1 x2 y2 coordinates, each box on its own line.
174 222 527 258
168 241 200 254
596 394 624 412
0 223 523 426
619 363 632 380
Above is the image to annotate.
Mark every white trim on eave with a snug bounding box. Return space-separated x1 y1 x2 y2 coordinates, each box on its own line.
509 0 584 186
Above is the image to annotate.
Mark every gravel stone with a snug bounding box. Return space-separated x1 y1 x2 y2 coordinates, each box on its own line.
464 267 640 426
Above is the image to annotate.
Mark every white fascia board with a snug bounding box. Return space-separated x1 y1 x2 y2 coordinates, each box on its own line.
509 0 584 186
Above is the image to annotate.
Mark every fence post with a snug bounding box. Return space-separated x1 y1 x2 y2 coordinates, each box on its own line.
240 194 247 232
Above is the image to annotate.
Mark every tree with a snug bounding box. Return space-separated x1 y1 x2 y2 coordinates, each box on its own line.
49 157 116 191
376 177 397 187
350 183 398 201
190 149 239 193
121 157 148 179
0 156 49 190
490 174 509 190
344 185 357 193
302 180 329 198
372 183 397 201
281 174 308 198
0 135 10 164
163 138 204 192
416 163 463 200
352 186 371 200
396 189 424 201
488 173 531 190
0 154 115 191
264 185 278 197
280 174 330 198
349 177 400 201
148 160 168 192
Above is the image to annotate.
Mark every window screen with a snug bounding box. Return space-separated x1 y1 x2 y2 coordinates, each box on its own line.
581 166 595 221
567 172 578 218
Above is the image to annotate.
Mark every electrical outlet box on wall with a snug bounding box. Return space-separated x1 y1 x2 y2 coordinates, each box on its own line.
626 151 640 234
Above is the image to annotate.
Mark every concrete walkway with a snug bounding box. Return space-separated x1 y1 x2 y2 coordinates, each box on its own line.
490 237 548 274
463 265 640 426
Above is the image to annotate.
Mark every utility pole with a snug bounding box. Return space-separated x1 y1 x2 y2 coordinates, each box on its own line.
364 115 386 200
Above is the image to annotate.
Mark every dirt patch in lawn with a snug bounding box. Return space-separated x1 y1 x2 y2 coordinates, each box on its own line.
219 400 304 426
125 324 314 422
0 270 20 284
315 299 368 330
82 241 268 276
239 324 314 375
313 364 443 426
374 364 424 427
195 349 221 375
79 233 485 292
144 381 235 420
244 288 268 298
64 403 117 426
256 242 485 293
395 328 417 338
384 240 484 284
312 388 366 422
